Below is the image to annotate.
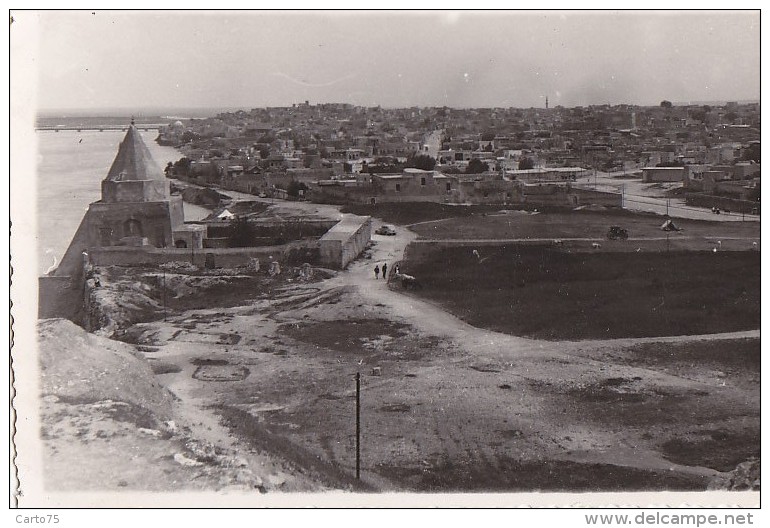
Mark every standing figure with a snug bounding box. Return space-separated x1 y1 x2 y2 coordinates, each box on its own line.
374 265 380 279
382 262 388 278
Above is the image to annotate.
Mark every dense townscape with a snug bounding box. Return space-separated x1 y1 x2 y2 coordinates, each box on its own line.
159 101 760 212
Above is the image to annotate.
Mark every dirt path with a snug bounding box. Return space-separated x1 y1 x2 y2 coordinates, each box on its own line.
330 223 549 359
574 173 759 223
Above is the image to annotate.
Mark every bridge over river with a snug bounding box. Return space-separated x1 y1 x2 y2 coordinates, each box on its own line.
36 124 165 132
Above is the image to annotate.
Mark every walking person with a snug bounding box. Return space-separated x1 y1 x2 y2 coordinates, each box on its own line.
382 262 388 279
374 265 380 280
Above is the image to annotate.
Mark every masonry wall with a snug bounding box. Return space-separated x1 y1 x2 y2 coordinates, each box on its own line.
319 216 372 269
86 200 177 248
684 193 760 215
340 219 372 268
41 240 320 320
369 194 455 204
319 239 343 267
39 276 83 320
515 186 622 207
87 242 316 269
312 180 621 208
101 178 170 202
456 180 521 204
642 168 685 182
570 188 624 207
55 214 91 279
313 183 485 205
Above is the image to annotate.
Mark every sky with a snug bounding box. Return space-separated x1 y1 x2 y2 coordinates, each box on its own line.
20 10 760 111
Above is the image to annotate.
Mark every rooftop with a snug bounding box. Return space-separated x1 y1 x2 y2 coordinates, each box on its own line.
104 125 165 182
319 214 371 242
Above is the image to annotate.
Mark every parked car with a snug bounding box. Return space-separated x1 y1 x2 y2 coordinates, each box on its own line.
375 225 397 236
607 226 629 240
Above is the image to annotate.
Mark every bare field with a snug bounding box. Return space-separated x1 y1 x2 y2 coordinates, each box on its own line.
116 277 758 492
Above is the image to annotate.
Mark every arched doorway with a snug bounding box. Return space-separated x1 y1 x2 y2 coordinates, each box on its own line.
175 239 188 248
124 218 143 237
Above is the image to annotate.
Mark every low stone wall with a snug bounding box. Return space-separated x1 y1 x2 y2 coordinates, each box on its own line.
40 240 321 321
685 193 760 215
312 183 622 208
318 215 372 269
88 241 316 269
405 241 559 266
571 188 624 207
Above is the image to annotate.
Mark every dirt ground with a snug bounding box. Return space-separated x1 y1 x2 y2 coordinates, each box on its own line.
38 199 759 495
101 225 758 493
38 319 324 493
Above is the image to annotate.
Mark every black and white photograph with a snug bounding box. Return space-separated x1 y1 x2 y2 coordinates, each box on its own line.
9 8 761 510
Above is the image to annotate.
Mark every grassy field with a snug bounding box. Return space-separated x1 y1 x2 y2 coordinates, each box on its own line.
401 245 760 339
341 202 558 225
408 209 760 247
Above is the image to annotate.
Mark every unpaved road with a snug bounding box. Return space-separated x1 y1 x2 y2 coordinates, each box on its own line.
573 172 759 223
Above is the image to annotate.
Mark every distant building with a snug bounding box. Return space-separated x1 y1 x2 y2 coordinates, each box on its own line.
373 168 457 196
641 166 685 183
505 167 587 183
55 125 203 278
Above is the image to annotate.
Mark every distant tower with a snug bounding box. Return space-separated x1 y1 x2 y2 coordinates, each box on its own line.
545 96 549 110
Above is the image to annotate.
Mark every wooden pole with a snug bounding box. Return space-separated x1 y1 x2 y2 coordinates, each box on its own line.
355 372 361 480
162 268 167 321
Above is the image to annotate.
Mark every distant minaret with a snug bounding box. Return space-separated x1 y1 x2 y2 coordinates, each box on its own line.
545 96 549 110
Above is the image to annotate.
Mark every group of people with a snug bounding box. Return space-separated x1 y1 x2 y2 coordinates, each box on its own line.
373 262 399 280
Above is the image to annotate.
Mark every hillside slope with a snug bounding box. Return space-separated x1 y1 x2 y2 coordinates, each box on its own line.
37 319 323 495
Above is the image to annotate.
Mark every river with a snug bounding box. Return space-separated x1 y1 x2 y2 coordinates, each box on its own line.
35 129 209 275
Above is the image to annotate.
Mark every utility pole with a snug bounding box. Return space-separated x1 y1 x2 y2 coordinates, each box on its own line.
162 267 167 321
355 372 361 480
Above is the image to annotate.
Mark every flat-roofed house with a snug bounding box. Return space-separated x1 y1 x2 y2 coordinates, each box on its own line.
641 166 686 183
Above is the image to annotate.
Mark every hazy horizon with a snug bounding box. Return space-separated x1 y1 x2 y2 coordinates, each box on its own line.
35 97 763 118
20 10 761 112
